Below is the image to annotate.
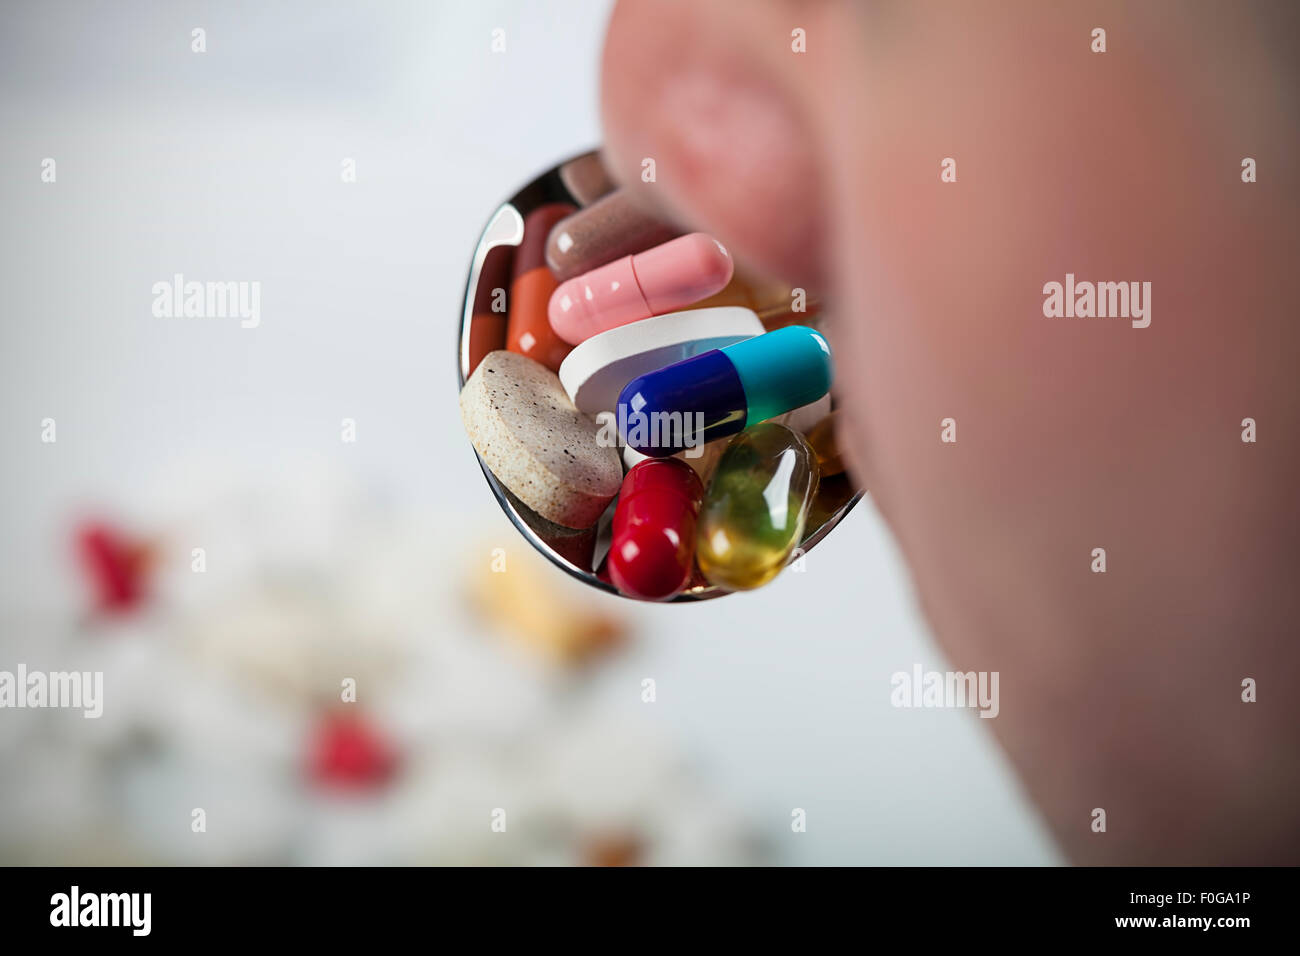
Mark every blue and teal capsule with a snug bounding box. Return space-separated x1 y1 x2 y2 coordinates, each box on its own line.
616 325 833 457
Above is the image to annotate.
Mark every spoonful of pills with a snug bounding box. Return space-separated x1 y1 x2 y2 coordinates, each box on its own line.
457 150 861 601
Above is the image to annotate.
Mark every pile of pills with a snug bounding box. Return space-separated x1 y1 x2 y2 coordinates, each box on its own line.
460 152 852 601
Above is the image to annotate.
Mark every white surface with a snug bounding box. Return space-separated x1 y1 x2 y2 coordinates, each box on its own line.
0 0 1059 864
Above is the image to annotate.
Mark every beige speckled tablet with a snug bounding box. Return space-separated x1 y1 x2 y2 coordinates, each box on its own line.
460 350 622 528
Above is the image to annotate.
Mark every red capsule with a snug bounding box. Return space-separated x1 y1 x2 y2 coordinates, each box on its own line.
608 458 704 601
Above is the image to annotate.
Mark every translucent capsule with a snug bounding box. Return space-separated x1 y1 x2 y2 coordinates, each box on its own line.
696 422 820 591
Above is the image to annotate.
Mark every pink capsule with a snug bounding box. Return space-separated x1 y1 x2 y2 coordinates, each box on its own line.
548 233 734 345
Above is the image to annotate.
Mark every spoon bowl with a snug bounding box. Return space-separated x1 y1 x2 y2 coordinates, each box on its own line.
458 150 862 601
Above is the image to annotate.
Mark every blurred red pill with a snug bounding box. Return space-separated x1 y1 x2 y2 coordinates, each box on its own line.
608 459 704 601
308 710 400 790
76 522 153 614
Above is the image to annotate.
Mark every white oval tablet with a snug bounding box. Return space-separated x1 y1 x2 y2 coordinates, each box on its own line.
558 306 764 417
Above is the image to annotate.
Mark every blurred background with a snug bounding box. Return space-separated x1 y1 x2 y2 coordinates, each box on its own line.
0 0 1058 864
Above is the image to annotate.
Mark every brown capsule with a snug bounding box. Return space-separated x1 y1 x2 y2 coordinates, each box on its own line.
544 189 681 282
558 151 617 207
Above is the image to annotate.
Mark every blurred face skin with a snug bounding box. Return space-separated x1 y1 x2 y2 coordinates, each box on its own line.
600 0 1300 864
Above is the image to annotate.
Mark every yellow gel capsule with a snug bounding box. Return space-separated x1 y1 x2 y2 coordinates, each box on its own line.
696 422 820 591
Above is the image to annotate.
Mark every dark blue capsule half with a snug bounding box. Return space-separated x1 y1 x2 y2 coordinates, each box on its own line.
617 349 747 457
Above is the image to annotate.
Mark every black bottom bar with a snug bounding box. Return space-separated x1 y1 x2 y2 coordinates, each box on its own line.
0 865 1284 941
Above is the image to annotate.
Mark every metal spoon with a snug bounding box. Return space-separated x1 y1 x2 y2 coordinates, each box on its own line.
458 150 862 601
